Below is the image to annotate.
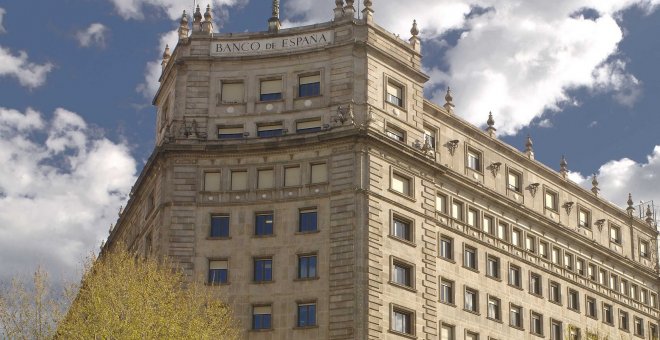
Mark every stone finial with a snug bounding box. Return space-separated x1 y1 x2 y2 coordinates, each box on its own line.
524 134 534 159
486 111 496 137
560 155 568 179
409 20 421 52
591 174 600 197
410 20 419 36
335 0 345 19
344 0 355 18
268 0 281 33
161 44 171 71
178 10 190 40
202 5 213 33
646 205 655 225
362 0 374 23
443 87 455 114
626 193 635 216
193 4 203 32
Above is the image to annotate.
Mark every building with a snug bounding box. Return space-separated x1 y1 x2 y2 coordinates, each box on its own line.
105 1 660 339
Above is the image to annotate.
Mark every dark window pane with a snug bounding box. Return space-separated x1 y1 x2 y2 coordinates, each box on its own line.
256 214 274 235
260 93 282 101
211 215 229 237
299 211 318 232
299 83 320 97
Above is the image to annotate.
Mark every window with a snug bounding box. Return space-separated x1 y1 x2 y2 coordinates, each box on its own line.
391 172 411 196
436 193 447 213
550 320 562 340
208 260 228 284
652 293 658 308
483 215 494 235
539 241 548 259
619 310 629 331
603 303 613 324
296 119 322 133
588 263 597 281
634 317 644 336
525 234 536 253
257 169 274 189
257 123 284 137
497 222 508 242
510 304 523 328
610 224 621 244
464 246 477 270
221 82 244 103
531 311 543 336
254 258 273 282
465 331 479 340
621 279 629 297
252 305 272 330
386 81 404 107
568 326 580 340
255 212 274 236
530 273 542 296
467 208 479 229
549 281 561 304
440 236 453 260
508 265 521 288
284 166 301 187
586 296 597 318
298 254 317 279
298 73 320 97
386 125 405 142
310 163 327 184
507 169 521 192
544 189 558 211
440 323 455 340
466 148 482 172
451 200 464 221
423 127 437 150
210 215 229 238
578 208 591 228
260 79 282 101
204 172 221 191
640 239 650 258
650 323 658 339
231 170 248 191
487 296 501 321
486 255 500 279
641 289 649 305
391 306 414 335
564 252 574 271
551 247 561 266
299 209 318 233
631 284 638 299
576 258 585 276
218 126 244 139
568 289 579 311
609 274 618 292
440 279 454 304
392 215 413 242
599 269 607 286
464 287 478 313
511 229 522 247
297 303 317 327
392 259 413 288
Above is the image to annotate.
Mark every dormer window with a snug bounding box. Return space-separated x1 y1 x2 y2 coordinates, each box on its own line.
260 79 282 101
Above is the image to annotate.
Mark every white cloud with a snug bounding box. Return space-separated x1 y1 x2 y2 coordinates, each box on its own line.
0 46 54 89
0 7 6 34
286 1 659 135
537 119 553 128
0 107 137 283
569 146 660 210
588 120 598 128
109 0 246 20
136 30 178 99
76 23 109 48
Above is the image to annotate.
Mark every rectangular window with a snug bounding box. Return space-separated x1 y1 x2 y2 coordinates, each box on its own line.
551 247 561 266
218 126 244 139
440 279 454 304
257 123 284 137
440 236 453 260
610 224 621 244
544 189 558 211
386 81 404 107
651 293 658 308
641 289 649 305
549 281 561 304
599 269 607 286
391 306 414 335
466 331 479 340
619 310 629 331
588 263 597 281
436 193 447 213
296 119 322 133
507 170 521 192
511 229 522 247
568 326 581 340
464 287 478 313
578 208 591 228
208 260 228 284
467 148 482 172
603 303 613 324
640 239 650 258
386 125 405 142
634 317 644 336
467 208 479 229
564 252 574 271
254 258 273 282
260 79 282 101
576 258 585 276
483 215 494 235
257 169 274 189
451 200 464 221
497 222 508 242
650 323 658 339
392 216 413 242
609 274 618 292
310 163 327 184
530 273 542 296
298 254 317 279
586 296 597 318
551 320 562 340
568 289 579 311
284 166 301 187
508 265 521 288
298 73 320 97
391 172 411 196
440 324 455 340
423 127 437 150
510 304 523 328
539 241 548 259
392 260 413 288
221 82 244 104
487 296 501 321
204 172 221 192
486 255 500 279
230 170 248 191
210 215 229 238
464 246 477 270
621 279 629 297
255 212 274 236
526 234 536 253
252 305 272 330
299 209 318 233
631 284 638 299
531 311 544 336
297 303 317 327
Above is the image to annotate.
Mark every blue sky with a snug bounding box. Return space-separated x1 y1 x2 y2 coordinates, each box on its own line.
0 0 659 282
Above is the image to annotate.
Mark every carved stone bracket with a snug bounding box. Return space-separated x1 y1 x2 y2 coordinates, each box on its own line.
488 162 501 177
563 201 574 216
177 118 208 140
446 140 459 156
527 183 540 198
594 219 606 231
333 104 354 126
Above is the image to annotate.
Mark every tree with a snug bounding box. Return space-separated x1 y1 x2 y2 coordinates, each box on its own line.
57 247 239 339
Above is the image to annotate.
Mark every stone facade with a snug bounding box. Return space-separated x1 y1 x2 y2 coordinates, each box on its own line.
105 3 660 340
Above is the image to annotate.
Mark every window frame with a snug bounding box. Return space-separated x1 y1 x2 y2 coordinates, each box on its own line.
257 122 284 138
640 239 650 258
486 254 500 280
297 72 321 98
253 257 273 283
255 212 274 236
487 295 502 322
506 167 522 192
602 303 614 325
208 259 228 285
543 188 559 212
385 78 405 108
567 288 580 312
295 118 322 134
298 208 318 233
463 245 478 271
220 80 245 104
508 264 522 289
577 206 591 229
296 302 317 328
509 303 523 329
217 125 245 139
619 309 630 332
390 304 415 336
436 192 447 214
259 78 283 102
439 235 454 261
391 170 413 198
530 311 544 336
252 304 273 330
586 296 597 319
549 280 562 305
466 147 483 173
203 171 221 192
210 214 230 238
440 278 455 305
529 272 542 297
386 123 406 142
464 286 479 314
257 168 275 190
310 162 328 184
230 169 248 191
391 214 414 243
390 257 415 290
297 253 318 280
